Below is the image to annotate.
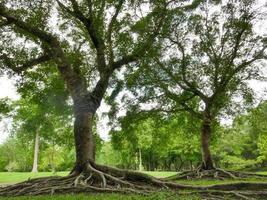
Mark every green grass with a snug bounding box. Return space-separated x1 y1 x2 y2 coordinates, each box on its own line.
0 172 68 185
142 171 177 178
257 171 267 175
176 177 267 186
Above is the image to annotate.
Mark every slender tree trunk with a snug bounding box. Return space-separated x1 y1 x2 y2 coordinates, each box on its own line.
200 118 214 170
138 148 143 171
51 140 56 174
31 129 40 173
72 107 95 173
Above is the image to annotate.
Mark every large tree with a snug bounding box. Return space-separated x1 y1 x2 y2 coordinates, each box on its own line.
123 0 266 173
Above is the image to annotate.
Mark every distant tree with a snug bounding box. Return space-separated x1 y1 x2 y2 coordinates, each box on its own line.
10 65 72 173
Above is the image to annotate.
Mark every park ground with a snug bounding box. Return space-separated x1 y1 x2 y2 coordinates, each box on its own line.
1 171 267 199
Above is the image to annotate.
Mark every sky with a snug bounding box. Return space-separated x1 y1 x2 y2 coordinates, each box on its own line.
0 0 266 144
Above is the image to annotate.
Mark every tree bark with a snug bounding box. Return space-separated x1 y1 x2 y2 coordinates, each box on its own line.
72 107 95 173
31 129 40 173
200 118 214 170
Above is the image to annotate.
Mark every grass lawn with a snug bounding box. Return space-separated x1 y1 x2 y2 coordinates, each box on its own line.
176 177 267 186
257 171 267 175
0 172 68 185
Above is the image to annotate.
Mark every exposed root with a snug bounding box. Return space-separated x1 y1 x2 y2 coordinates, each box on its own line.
86 162 107 188
163 168 267 181
1 161 267 200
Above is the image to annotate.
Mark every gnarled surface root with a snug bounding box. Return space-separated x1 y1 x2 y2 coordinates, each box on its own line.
1 161 267 200
163 168 267 181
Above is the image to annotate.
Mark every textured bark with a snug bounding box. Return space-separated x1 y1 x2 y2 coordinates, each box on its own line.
72 108 95 173
31 129 40 173
200 118 214 170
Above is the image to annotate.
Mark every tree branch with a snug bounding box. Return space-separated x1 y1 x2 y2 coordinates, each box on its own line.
107 0 124 65
86 0 93 18
112 54 137 70
168 38 208 102
164 89 202 119
0 4 88 99
0 53 52 73
112 4 167 71
233 46 267 74
0 5 54 43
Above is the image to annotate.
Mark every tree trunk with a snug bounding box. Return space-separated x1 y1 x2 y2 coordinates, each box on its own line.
72 109 95 173
31 129 40 173
200 119 214 170
138 148 143 171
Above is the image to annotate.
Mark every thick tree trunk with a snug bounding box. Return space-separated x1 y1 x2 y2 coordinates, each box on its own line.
31 129 40 173
72 109 95 173
200 119 214 170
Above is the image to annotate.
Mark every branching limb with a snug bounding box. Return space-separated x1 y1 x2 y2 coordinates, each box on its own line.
107 0 124 65
0 53 52 73
57 0 107 72
0 5 54 43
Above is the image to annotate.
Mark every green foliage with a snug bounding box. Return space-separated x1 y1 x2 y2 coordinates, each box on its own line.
0 136 33 172
213 101 267 170
96 142 122 167
0 98 12 120
0 172 68 185
110 111 202 170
